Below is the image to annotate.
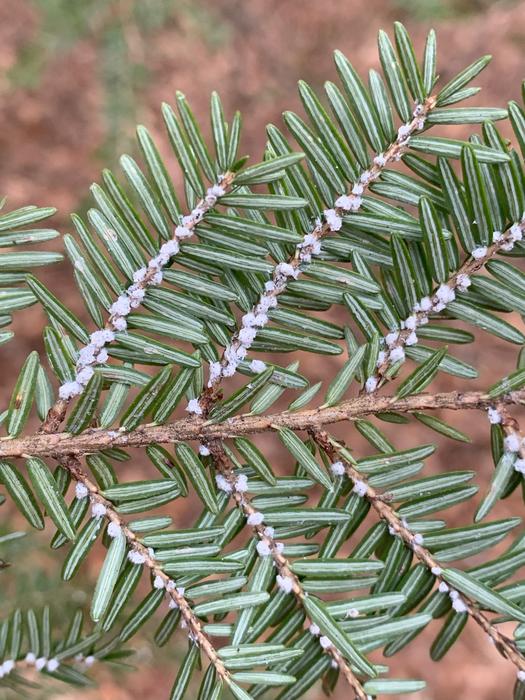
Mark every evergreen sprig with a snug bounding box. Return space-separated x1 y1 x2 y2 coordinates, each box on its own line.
2 22 525 699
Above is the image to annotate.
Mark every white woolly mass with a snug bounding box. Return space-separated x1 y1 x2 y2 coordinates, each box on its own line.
365 376 379 394
25 653 36 665
91 329 115 346
405 331 418 346
419 296 433 312
275 262 299 280
35 658 47 672
1 660 15 676
275 542 285 554
46 658 60 673
250 359 267 374
208 361 222 386
330 461 346 477
109 295 131 317
514 458 525 474
153 575 165 590
385 330 399 347
235 474 249 492
215 474 233 493
352 480 368 497
397 123 411 141
256 540 271 557
435 284 456 305
438 581 450 593
91 502 107 519
75 482 89 500
309 623 320 636
376 350 387 367
198 444 211 457
456 273 471 292
431 566 443 576
413 533 424 546
323 208 343 231
471 246 488 260
452 597 468 614
238 327 257 345
405 315 417 331
373 153 388 167
518 670 525 682
248 511 264 526
107 521 121 539
276 574 294 594
264 526 275 538
504 433 521 454
335 194 361 211
186 398 203 416
128 549 146 565
346 608 360 618
487 407 502 424
59 381 83 400
84 655 96 667
319 635 332 649
389 346 405 364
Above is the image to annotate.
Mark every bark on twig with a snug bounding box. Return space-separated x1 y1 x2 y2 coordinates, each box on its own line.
1 389 523 459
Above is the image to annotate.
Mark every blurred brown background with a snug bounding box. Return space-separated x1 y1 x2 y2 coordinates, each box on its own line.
1 0 525 698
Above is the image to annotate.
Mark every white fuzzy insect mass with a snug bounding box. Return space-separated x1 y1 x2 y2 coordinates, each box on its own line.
215 474 233 493
365 376 379 394
153 575 165 590
471 246 488 260
319 635 332 649
504 433 521 454
514 458 525 474
256 540 271 557
75 482 89 500
107 521 121 538
389 346 405 364
247 511 264 526
330 461 346 477
235 474 249 492
487 407 502 425
186 398 203 416
128 549 146 565
276 574 294 594
250 359 267 374
46 658 60 673
91 502 107 519
352 480 368 497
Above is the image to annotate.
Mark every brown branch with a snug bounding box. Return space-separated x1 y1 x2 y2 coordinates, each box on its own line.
2 388 523 460
312 429 525 675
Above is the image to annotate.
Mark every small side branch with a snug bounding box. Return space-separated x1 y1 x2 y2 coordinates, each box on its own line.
208 441 370 700
311 428 525 676
61 455 231 685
